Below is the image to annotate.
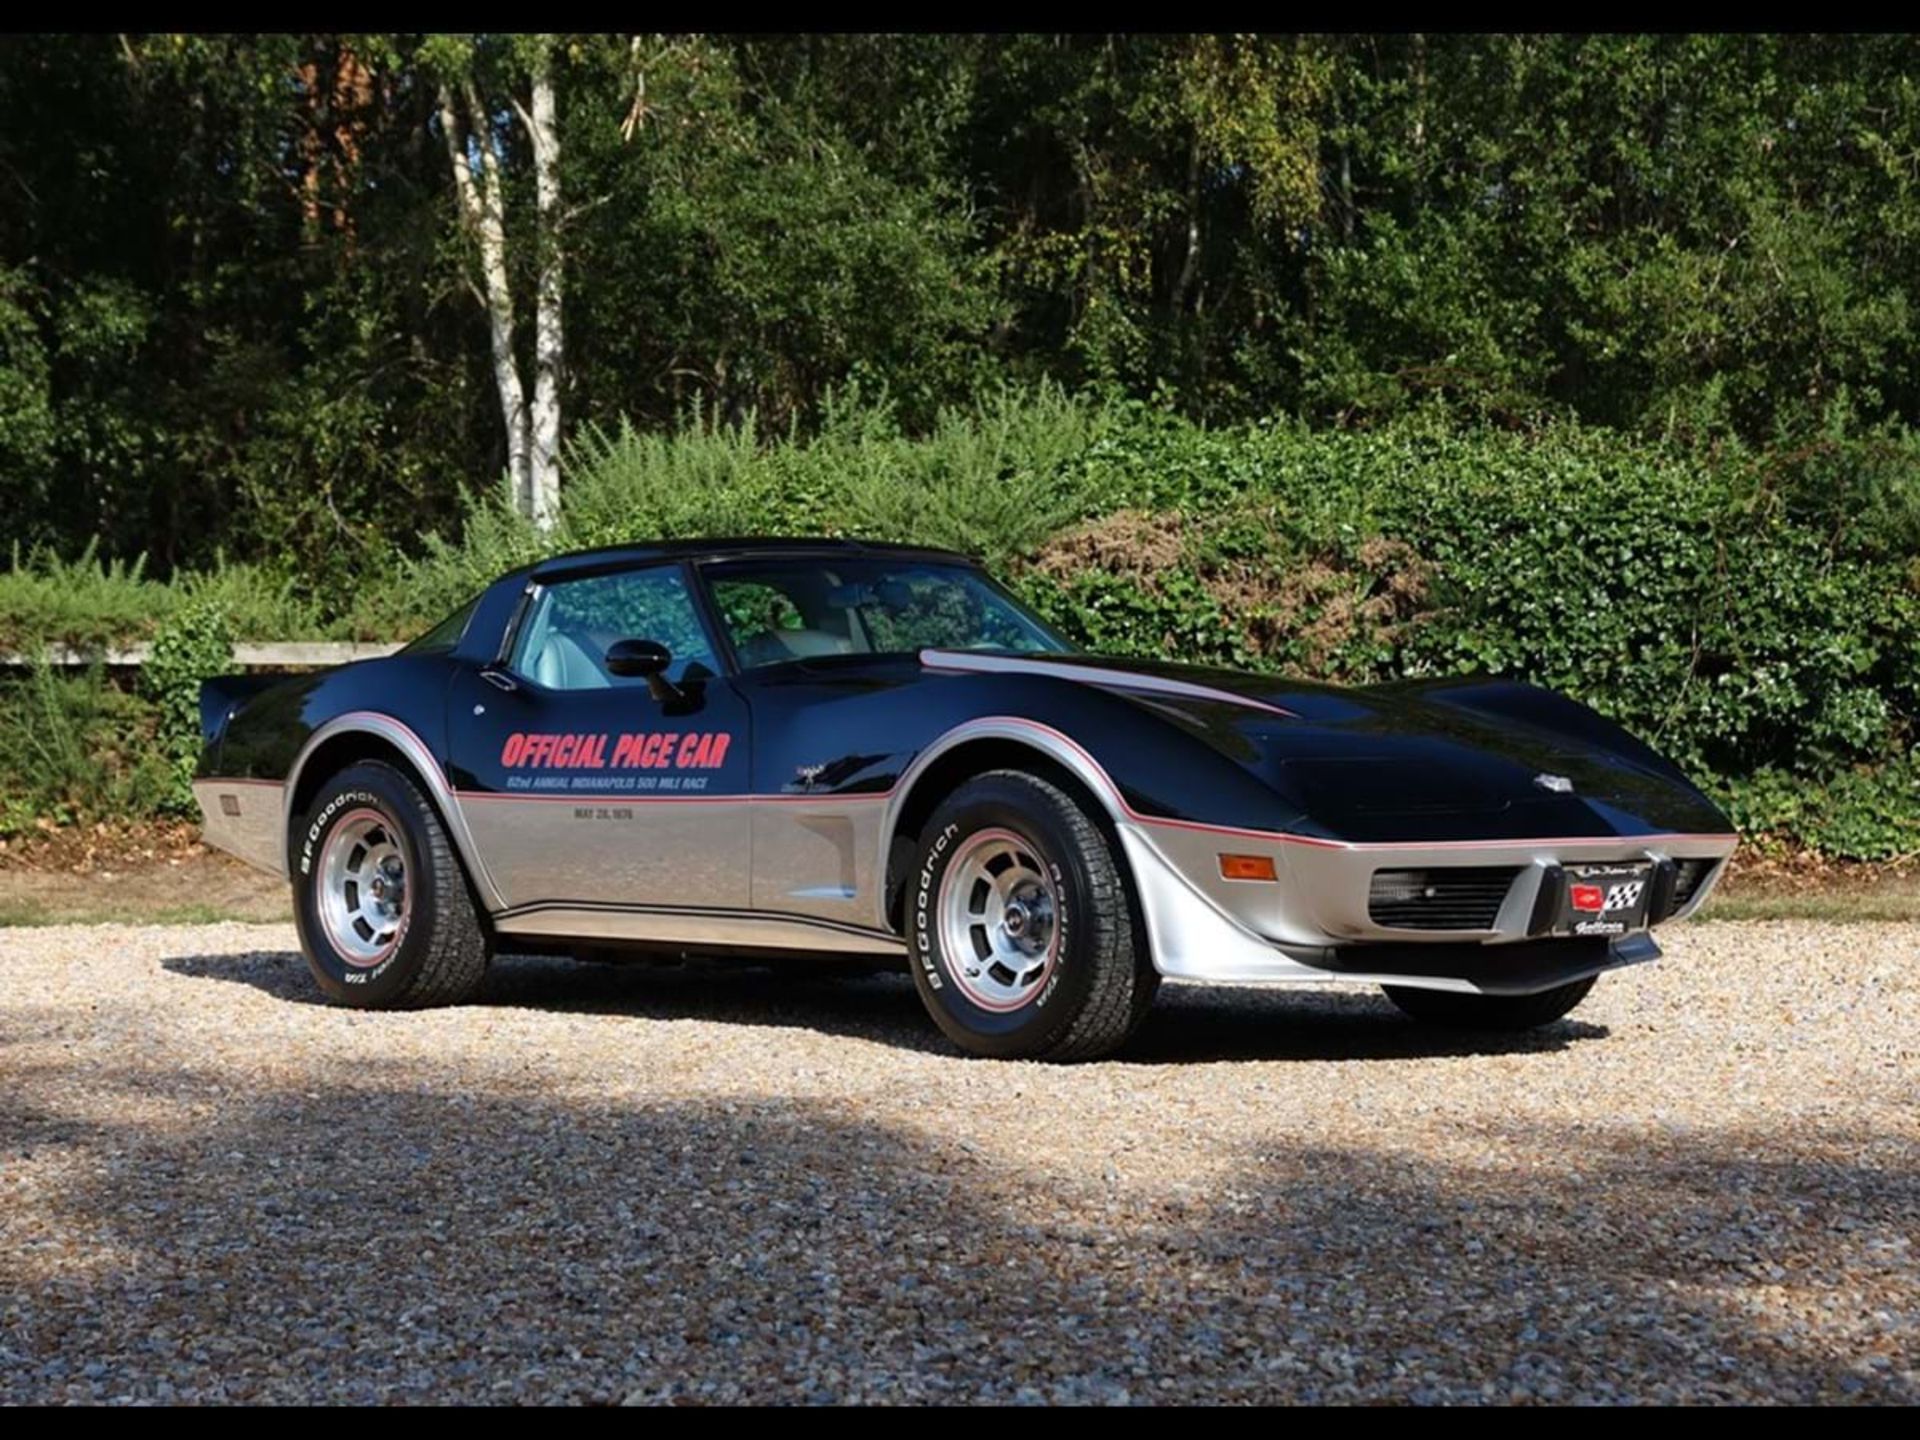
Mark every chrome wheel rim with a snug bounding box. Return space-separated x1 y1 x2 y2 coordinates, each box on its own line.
936 827 1059 1012
316 808 409 967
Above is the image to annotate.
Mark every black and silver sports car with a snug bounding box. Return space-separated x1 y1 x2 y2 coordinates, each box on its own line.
194 538 1735 1060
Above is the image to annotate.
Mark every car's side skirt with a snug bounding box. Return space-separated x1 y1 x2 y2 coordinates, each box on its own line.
491 900 906 956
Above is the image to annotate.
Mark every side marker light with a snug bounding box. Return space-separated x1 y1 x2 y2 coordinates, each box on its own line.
1218 853 1278 882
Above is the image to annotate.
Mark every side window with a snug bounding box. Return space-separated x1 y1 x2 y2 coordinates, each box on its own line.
401 594 480 654
709 577 807 648
508 566 719 691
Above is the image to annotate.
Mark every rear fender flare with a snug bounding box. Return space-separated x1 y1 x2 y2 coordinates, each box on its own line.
281 711 506 912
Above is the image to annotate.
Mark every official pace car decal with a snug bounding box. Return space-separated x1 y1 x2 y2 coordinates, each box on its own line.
496 730 735 794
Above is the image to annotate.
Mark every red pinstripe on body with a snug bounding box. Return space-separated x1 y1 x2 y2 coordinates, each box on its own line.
452 789 892 804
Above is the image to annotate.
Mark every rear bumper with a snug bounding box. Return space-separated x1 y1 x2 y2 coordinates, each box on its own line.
1118 818 1731 994
191 778 288 877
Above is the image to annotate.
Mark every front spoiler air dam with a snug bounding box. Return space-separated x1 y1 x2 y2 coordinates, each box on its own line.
1117 824 1693 996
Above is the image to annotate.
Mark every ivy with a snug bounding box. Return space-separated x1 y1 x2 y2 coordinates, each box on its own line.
142 602 234 813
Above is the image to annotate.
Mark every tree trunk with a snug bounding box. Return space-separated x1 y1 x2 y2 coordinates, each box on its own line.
526 51 563 532
436 81 531 517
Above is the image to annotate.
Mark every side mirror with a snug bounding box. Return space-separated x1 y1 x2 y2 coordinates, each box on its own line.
605 637 684 705
605 638 670 678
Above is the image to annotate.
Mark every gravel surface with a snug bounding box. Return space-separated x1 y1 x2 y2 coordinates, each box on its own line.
1 919 1915 1404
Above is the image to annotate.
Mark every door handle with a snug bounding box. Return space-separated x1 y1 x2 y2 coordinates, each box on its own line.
480 667 519 693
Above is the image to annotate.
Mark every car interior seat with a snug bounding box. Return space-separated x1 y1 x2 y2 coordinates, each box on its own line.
532 628 613 689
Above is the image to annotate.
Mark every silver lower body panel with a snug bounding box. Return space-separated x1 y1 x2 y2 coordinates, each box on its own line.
455 794 751 912
192 779 288 877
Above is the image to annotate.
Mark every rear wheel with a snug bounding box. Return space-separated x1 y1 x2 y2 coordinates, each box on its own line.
909 769 1158 1061
292 760 490 1008
1383 976 1595 1031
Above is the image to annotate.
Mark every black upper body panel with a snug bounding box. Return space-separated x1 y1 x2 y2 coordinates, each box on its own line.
201 544 1734 845
525 537 971 586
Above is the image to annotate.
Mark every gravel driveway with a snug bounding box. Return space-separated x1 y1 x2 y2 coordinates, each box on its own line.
1 919 1915 1404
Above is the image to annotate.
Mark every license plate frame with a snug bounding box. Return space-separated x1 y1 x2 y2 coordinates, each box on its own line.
1552 861 1654 938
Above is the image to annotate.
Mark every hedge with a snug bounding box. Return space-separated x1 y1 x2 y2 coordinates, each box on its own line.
4 393 1917 858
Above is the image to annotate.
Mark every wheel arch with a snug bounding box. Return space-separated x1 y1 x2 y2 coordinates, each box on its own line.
878 720 1135 934
282 713 505 912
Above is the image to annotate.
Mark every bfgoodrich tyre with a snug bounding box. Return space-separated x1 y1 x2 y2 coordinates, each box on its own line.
910 769 1158 1061
291 760 490 1008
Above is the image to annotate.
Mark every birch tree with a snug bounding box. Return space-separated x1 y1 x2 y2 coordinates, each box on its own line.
429 35 562 529
523 45 563 531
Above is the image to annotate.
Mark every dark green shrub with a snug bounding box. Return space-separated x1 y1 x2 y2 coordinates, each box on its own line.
0 661 174 837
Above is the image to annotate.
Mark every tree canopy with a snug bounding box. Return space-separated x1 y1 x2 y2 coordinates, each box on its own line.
5 33 1920 576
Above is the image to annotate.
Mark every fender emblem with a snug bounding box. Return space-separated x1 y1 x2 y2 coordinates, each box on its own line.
1533 773 1575 794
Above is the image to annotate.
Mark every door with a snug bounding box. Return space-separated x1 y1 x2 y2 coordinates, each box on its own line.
444 560 752 917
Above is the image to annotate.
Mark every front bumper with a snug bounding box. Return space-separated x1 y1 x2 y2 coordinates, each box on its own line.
1117 819 1733 995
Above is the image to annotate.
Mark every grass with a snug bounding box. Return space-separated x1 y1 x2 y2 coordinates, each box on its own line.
0 898 274 927
1691 891 1920 923
0 848 288 926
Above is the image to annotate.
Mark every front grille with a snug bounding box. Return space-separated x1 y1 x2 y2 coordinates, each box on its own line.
1368 866 1522 931
1671 858 1718 909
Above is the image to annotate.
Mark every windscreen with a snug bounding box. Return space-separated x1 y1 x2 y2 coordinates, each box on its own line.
701 557 1071 672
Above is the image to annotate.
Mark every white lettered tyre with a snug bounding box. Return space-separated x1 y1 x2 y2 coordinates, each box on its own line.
910 769 1159 1061
292 760 490 1008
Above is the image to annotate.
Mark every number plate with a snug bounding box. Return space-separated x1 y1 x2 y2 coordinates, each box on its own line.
1553 862 1653 938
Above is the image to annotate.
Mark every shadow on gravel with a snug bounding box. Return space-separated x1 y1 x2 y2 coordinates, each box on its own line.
1130 985 1609 1063
1 1050 1913 1403
160 948 1609 1064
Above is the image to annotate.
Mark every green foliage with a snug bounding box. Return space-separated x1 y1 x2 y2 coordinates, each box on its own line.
1723 762 1920 863
173 559 325 640
1019 565 1246 671
0 662 173 837
416 381 1111 578
566 35 1003 435
0 265 58 538
0 541 328 651
13 34 1920 573
142 601 234 813
828 387 1108 566
0 541 168 653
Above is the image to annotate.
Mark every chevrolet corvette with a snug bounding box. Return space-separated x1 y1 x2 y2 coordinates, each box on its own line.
194 538 1736 1060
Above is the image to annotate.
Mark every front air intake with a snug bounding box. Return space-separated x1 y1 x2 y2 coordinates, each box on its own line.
1368 866 1522 931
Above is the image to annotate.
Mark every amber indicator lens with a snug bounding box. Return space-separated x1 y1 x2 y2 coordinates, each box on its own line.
1218 853 1278 882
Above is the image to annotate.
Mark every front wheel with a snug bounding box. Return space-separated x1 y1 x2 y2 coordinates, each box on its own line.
1383 976 1596 1031
909 769 1158 1061
291 760 491 1008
